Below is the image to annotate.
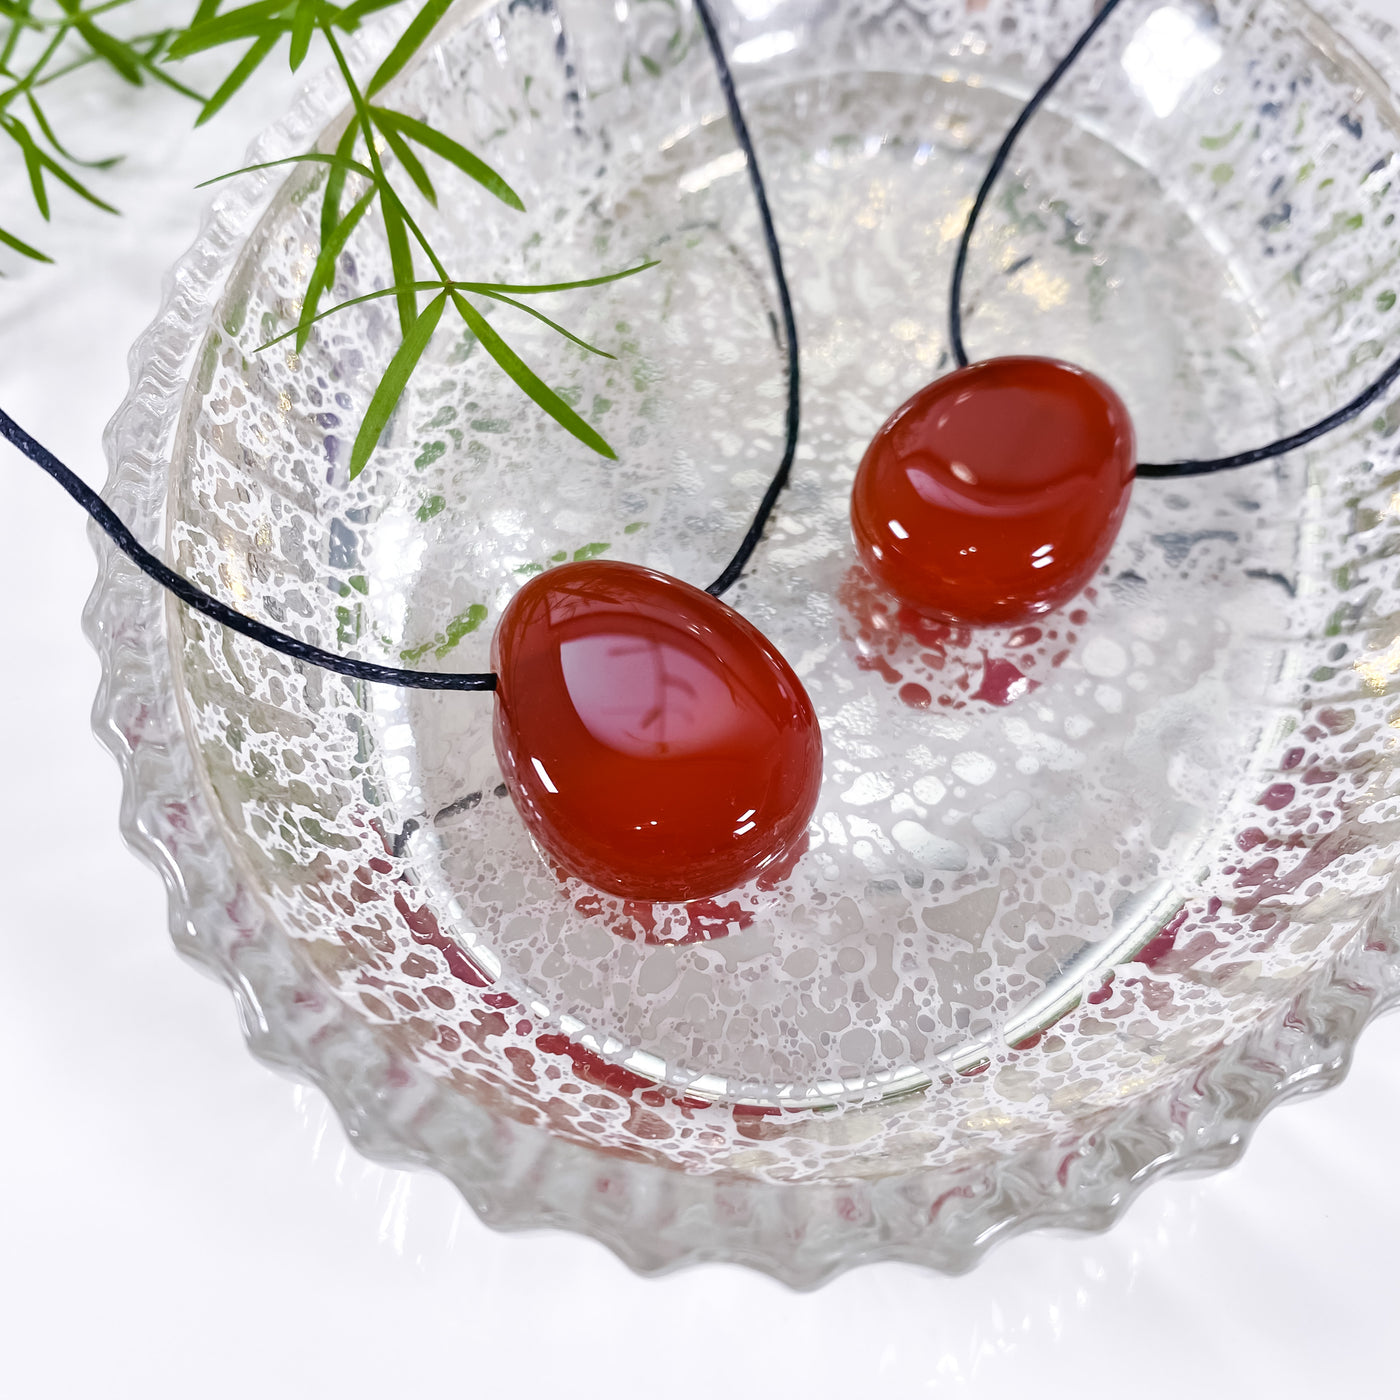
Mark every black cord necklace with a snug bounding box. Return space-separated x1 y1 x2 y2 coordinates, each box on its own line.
0 409 500 690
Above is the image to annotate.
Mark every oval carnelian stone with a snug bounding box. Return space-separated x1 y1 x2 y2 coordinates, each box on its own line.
491 560 822 902
851 356 1136 626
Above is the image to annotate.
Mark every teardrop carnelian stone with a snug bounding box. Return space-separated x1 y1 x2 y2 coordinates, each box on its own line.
491 560 822 902
851 357 1136 626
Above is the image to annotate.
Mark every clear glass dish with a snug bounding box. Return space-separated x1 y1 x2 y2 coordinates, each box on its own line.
91 0 1400 1285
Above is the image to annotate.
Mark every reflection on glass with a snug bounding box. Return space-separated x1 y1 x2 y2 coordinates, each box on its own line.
1122 6 1223 118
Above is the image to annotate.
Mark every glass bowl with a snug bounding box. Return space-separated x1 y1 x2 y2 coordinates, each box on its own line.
92 0 1400 1285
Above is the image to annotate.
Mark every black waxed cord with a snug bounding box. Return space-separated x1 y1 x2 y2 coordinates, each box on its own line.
949 0 1127 371
950 0 1400 478
0 407 497 691
1136 355 1400 477
694 0 802 597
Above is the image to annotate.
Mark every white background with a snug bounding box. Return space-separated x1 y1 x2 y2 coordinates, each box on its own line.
4 3 1400 1396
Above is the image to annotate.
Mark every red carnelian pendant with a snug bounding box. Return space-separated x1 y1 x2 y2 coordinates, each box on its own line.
491 560 823 902
851 356 1136 627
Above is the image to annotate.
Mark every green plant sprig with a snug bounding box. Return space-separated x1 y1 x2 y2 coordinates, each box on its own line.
2 0 647 473
0 0 206 262
173 0 647 468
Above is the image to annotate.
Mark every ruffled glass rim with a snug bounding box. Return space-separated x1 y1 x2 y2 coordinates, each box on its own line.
88 0 1400 1288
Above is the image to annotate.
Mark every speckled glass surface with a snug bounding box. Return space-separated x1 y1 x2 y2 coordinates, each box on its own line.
93 0 1400 1283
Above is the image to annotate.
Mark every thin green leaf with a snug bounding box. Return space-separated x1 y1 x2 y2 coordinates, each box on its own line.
288 0 316 69
35 145 119 213
477 290 614 358
350 289 446 478
0 2 30 68
319 120 358 251
193 0 224 24
256 280 445 350
373 112 435 205
336 0 399 26
296 184 375 351
0 223 51 262
22 48 103 91
538 262 665 296
133 37 207 101
372 106 523 211
26 94 119 168
380 191 417 335
455 261 659 296
173 14 293 56
451 292 616 459
366 0 451 98
76 21 145 84
3 116 49 219
195 150 374 188
88 1 134 23
197 31 278 125
255 269 656 349
167 1 296 59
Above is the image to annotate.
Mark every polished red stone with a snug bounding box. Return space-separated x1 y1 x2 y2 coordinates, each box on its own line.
491 560 822 902
851 357 1136 626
